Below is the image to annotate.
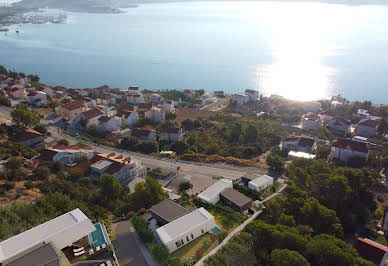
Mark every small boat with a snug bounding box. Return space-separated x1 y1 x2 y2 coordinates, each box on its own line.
16 30 19 34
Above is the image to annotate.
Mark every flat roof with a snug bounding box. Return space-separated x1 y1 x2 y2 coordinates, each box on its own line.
0 208 94 263
150 199 188 223
249 175 274 187
156 208 213 244
3 242 60 266
220 188 252 207
90 159 112 170
197 179 233 202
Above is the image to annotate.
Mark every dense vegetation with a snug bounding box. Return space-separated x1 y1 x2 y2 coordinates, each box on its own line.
206 159 377 266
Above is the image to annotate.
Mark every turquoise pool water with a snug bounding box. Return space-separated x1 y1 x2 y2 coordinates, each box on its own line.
88 223 106 249
211 226 222 235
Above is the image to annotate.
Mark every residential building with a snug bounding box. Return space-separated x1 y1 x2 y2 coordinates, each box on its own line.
159 101 175 113
147 93 164 104
58 100 86 120
214 91 225 98
357 109 371 119
354 238 388 266
9 85 26 99
245 89 259 101
150 199 188 226
9 128 44 147
183 89 196 98
98 116 121 132
230 94 249 107
73 108 104 128
145 107 165 123
37 85 54 98
327 117 351 133
302 112 323 131
127 86 145 104
288 151 316 160
82 97 97 108
162 128 183 142
330 138 369 165
27 91 47 107
137 103 152 112
197 179 233 204
131 128 156 141
95 94 115 106
189 99 203 109
355 118 379 137
37 145 95 166
219 188 252 213
120 110 138 126
280 136 317 153
0 208 95 265
248 175 274 192
156 208 216 253
88 153 146 183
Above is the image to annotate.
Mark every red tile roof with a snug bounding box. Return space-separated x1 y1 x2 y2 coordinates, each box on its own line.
132 128 153 137
358 118 379 128
355 238 388 265
304 112 320 121
98 116 111 123
37 148 58 162
332 138 368 153
62 100 85 111
138 103 152 110
128 86 140 91
81 108 104 119
9 128 43 142
331 117 351 126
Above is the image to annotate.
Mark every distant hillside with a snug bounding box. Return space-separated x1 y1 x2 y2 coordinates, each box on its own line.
13 0 124 13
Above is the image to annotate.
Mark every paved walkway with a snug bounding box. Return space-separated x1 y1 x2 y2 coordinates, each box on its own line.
195 184 287 266
112 221 158 266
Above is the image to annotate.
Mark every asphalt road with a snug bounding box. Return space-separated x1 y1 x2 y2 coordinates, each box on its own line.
112 221 157 266
47 126 264 193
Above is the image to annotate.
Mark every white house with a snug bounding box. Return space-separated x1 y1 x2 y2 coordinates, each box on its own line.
148 93 164 104
248 175 274 192
58 100 87 121
127 86 145 104
327 117 351 133
156 207 216 253
355 118 379 137
145 107 165 123
280 136 317 153
131 128 156 141
37 145 95 166
162 128 183 142
88 153 146 183
197 179 233 204
329 138 369 165
98 116 121 132
0 208 95 264
96 94 116 106
230 94 249 107
357 109 371 119
159 100 175 113
74 108 104 128
302 112 323 131
245 89 259 102
82 97 97 108
27 91 47 107
121 111 138 126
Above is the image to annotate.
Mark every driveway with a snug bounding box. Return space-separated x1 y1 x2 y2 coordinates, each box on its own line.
112 221 158 266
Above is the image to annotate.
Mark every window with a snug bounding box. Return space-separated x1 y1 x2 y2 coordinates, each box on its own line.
176 240 184 248
191 233 194 239
186 236 190 242
201 229 204 234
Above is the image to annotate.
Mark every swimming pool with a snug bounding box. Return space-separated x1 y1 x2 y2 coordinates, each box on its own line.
211 226 222 235
88 223 107 249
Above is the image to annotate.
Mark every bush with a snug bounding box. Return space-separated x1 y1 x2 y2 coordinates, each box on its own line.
32 166 50 180
127 211 136 218
151 245 170 265
24 180 34 189
178 181 193 194
68 168 84 181
5 181 15 190
33 124 47 134
57 139 69 146
217 231 228 242
132 216 153 243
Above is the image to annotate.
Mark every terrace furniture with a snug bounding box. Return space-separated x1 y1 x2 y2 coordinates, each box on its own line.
74 250 85 257
96 246 101 252
88 249 94 256
106 261 113 266
101 243 107 249
73 247 84 253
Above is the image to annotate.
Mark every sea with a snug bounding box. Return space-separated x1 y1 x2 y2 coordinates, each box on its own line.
1 1 388 103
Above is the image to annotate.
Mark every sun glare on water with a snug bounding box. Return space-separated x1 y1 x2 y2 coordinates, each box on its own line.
225 2 356 101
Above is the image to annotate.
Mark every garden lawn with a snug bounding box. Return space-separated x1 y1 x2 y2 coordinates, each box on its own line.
171 233 216 262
